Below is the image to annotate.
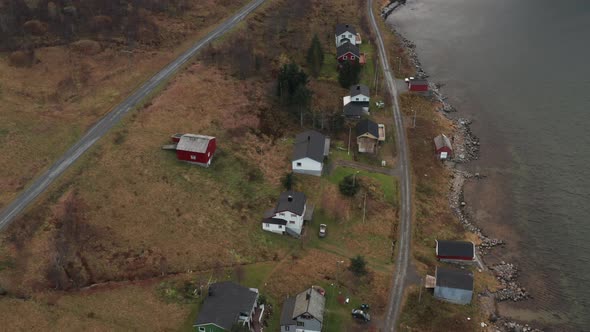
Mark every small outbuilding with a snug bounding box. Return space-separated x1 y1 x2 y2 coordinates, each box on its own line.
433 266 474 305
292 130 330 176
434 134 452 160
408 78 429 92
435 240 475 263
163 133 217 167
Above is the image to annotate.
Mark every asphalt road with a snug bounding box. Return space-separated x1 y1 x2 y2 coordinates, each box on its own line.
367 0 413 331
0 0 266 231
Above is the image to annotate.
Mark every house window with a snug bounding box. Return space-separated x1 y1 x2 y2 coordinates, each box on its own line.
348 34 352 38
342 55 347 60
297 321 304 326
296 162 302 167
265 223 270 228
279 213 285 216
285 327 290 331
290 220 295 224
190 155 196 160
198 328 205 332
355 97 359 101
278 225 283 229
351 55 355 60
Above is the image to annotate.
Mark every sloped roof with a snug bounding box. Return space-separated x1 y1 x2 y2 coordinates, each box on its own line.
263 218 287 225
344 102 369 117
275 191 307 215
280 297 297 326
350 84 369 98
335 23 356 36
410 79 429 86
434 134 452 150
177 134 215 153
194 281 258 330
436 240 475 258
435 267 474 291
293 288 325 323
337 43 360 58
356 118 379 138
293 130 327 163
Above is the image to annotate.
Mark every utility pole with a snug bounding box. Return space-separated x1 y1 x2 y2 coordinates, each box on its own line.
362 192 367 223
348 126 352 155
397 56 401 72
418 277 424 303
353 171 360 187
412 109 416 128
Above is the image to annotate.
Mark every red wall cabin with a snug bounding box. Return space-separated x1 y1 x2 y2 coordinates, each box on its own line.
174 134 216 166
408 79 429 92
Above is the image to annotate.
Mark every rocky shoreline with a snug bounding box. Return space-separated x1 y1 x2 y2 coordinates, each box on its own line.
381 4 542 332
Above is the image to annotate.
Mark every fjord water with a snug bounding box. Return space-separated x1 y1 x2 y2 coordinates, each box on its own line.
388 0 590 330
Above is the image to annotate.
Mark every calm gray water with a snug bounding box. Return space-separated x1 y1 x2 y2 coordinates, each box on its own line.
388 0 590 330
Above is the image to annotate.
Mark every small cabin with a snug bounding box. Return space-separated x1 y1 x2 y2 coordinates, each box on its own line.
434 134 452 160
436 240 475 263
175 134 216 167
408 78 429 92
433 266 474 305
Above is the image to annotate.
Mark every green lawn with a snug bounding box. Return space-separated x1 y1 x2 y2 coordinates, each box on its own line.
327 166 397 202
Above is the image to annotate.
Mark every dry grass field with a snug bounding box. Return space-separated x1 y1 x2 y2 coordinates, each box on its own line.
0 0 400 330
0 0 249 208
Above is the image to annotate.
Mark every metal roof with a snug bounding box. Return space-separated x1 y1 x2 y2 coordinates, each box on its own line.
292 288 325 323
275 191 306 215
436 240 474 258
177 134 215 153
356 118 379 138
350 84 370 98
262 218 287 225
194 281 258 330
293 130 327 163
434 134 452 151
335 23 356 36
410 79 429 86
435 266 474 291
337 43 360 58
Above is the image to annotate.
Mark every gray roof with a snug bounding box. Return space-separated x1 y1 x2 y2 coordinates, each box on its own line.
293 288 325 322
293 130 327 163
434 134 452 151
337 43 360 58
335 23 356 36
177 134 215 153
280 297 297 326
194 281 258 330
350 84 369 98
356 118 379 138
410 79 428 86
262 218 287 225
435 267 474 291
436 240 475 258
344 102 369 117
275 191 307 215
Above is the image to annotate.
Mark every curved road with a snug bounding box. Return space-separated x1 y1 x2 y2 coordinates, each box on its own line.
0 0 266 230
367 0 413 331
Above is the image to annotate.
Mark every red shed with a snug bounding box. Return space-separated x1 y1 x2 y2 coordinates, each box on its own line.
408 78 429 92
436 240 475 262
175 134 216 167
434 134 453 160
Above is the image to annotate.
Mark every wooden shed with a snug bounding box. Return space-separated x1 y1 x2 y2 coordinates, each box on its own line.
434 134 453 160
436 240 475 262
434 266 474 305
175 134 216 167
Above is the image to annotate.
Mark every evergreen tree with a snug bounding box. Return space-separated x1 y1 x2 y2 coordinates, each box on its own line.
338 59 361 88
306 34 324 77
339 174 360 196
349 255 368 277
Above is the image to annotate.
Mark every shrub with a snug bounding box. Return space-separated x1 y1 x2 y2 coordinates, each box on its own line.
339 174 360 196
8 50 36 67
70 40 102 55
349 255 368 277
23 20 48 36
282 172 295 190
338 59 361 88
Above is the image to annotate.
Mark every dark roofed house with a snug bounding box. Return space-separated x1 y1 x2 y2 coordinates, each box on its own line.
280 288 325 332
292 130 330 177
408 78 429 92
337 43 360 63
349 84 370 103
194 281 259 332
356 119 383 154
436 240 475 262
434 134 453 160
262 191 312 238
434 266 474 305
335 23 357 47
343 101 370 118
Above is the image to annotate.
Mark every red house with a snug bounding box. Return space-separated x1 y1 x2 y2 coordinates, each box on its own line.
174 134 216 167
337 43 360 63
435 240 475 262
408 78 429 92
434 134 452 160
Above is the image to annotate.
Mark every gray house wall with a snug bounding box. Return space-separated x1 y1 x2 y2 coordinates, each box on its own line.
281 324 295 332
434 286 473 305
292 168 323 177
280 317 322 332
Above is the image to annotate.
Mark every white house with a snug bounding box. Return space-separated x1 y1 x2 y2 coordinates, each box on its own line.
343 85 371 118
292 130 330 177
262 191 312 238
280 288 325 332
335 23 357 47
349 84 370 102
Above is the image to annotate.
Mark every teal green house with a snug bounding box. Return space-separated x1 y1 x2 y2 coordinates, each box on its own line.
194 281 259 332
